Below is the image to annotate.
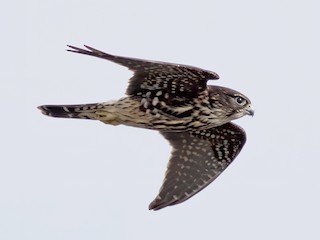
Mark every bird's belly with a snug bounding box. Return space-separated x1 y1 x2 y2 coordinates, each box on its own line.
113 97 227 132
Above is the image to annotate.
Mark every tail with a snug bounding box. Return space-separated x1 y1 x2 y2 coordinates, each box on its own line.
38 103 119 124
38 103 101 119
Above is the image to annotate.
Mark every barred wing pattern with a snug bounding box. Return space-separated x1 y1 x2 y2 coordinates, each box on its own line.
149 123 246 210
67 45 219 101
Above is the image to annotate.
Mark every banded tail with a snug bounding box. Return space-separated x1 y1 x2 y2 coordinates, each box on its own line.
38 103 120 124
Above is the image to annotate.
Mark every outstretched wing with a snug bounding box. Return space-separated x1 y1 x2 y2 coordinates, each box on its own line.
149 123 246 210
67 45 219 100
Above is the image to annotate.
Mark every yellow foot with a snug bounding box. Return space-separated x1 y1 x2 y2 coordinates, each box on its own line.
95 111 120 125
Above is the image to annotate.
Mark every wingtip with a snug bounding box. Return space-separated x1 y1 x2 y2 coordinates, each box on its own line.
66 44 78 53
148 197 162 211
148 202 161 211
148 196 175 211
66 44 112 58
66 44 84 52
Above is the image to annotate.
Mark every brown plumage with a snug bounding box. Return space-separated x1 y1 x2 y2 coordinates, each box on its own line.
38 45 253 210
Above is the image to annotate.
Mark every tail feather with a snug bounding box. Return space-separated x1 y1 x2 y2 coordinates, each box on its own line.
38 103 102 119
38 102 120 125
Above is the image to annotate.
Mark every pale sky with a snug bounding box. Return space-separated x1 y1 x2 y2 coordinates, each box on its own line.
2 0 320 239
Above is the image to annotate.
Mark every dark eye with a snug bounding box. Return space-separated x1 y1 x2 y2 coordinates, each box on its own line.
235 96 247 106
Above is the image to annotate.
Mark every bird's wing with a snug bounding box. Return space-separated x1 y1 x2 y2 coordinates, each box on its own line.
67 45 219 99
149 123 246 210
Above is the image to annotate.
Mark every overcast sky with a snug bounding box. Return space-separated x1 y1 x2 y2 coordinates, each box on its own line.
2 0 320 239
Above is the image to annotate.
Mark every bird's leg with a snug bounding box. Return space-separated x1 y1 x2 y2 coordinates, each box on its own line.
94 111 120 125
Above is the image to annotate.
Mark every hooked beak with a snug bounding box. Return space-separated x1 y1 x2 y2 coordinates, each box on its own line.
246 105 254 117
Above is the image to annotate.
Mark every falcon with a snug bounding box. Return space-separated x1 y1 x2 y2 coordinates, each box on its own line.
38 45 254 210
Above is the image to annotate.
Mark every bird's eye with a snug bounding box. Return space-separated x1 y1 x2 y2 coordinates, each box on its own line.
234 96 247 106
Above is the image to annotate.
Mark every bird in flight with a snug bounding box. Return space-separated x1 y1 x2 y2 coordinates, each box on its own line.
38 45 254 210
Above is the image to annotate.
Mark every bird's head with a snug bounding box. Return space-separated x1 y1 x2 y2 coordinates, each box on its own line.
208 85 254 122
